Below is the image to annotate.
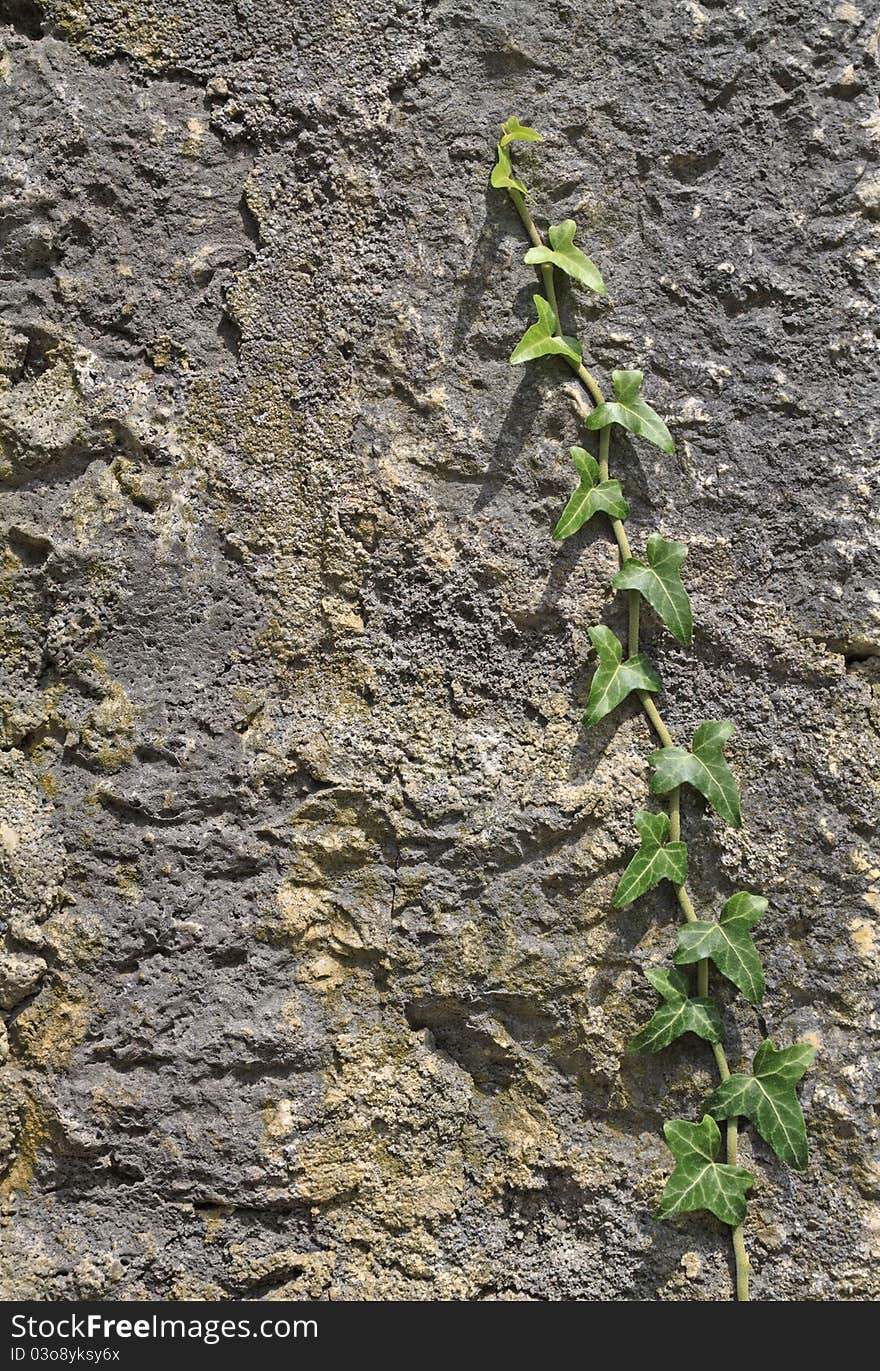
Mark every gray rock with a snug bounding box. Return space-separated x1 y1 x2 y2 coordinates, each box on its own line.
0 0 877 1302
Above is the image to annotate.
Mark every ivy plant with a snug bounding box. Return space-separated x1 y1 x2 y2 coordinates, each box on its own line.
552 447 629 541
489 123 814 1301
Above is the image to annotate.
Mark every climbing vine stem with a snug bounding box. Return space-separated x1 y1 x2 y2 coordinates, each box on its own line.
517 187 750 1301
488 119 814 1303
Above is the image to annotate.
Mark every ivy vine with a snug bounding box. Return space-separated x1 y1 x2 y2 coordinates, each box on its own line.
489 118 814 1302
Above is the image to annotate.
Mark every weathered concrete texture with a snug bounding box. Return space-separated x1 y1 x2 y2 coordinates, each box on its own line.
0 0 878 1301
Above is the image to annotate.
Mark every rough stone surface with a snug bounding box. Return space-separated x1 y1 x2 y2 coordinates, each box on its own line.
0 1 878 1302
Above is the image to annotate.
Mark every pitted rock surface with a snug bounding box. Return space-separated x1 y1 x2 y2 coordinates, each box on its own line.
0 1 878 1300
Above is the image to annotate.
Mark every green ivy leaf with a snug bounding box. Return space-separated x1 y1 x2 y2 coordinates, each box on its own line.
612 533 693 645
490 141 528 195
552 446 628 541
613 810 688 908
674 892 767 1003
584 624 660 728
706 1040 816 1170
643 966 689 1000
510 294 582 366
584 369 674 455
524 220 606 295
649 720 741 828
499 117 542 146
627 966 722 1054
658 1115 754 1227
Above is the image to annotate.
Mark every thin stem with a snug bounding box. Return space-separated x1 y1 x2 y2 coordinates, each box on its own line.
627 590 640 659
640 694 673 749
506 183 749 1302
509 187 547 252
732 1225 750 1302
510 188 560 322
511 190 607 409
575 359 606 411
668 786 681 841
676 883 698 924
727 1116 750 1300
610 515 631 564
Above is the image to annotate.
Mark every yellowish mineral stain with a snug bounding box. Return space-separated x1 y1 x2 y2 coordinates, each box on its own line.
850 847 879 877
849 917 878 958
486 1092 562 1189
297 953 348 993
279 991 302 1034
43 911 103 970
272 883 330 944
226 1246 336 1299
261 1098 296 1140
168 1276 225 1300
54 3 181 71
114 864 143 906
0 1099 48 1200
198 1206 232 1243
37 772 59 800
864 1201 880 1258
182 117 204 158
79 661 140 771
13 985 92 1072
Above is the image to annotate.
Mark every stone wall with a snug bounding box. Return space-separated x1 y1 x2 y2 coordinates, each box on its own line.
0 0 878 1300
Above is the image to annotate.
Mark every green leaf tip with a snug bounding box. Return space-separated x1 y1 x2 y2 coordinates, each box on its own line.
707 1039 815 1170
552 446 628 541
674 891 767 1002
490 141 528 195
584 368 674 454
627 965 722 1054
649 719 741 828
658 1115 754 1227
583 625 660 728
613 808 688 907
500 117 542 146
524 220 606 295
491 120 542 197
510 294 582 367
613 533 692 645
